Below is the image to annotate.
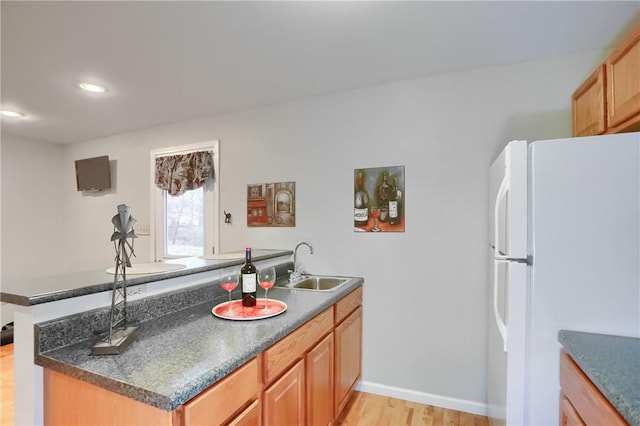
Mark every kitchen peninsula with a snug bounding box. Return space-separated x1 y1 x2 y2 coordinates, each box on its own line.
39 279 363 425
2 249 325 425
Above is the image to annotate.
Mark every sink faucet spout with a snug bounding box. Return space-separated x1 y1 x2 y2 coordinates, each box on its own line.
291 241 314 283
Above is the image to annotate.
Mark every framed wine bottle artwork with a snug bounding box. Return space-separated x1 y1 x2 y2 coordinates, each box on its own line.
247 181 296 227
354 166 405 233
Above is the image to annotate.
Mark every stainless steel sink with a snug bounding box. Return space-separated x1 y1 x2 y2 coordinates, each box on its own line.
277 275 351 292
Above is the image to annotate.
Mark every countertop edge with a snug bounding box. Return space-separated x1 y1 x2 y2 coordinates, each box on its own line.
558 329 640 425
1 249 292 306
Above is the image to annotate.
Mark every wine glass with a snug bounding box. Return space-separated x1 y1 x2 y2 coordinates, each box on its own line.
370 206 381 232
220 272 238 314
258 266 276 312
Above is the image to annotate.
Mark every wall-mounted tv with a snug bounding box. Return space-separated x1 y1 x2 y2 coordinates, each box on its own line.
75 155 111 191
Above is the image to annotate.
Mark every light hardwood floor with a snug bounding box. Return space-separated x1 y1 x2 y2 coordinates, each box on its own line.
1 343 14 425
336 391 488 426
0 343 488 426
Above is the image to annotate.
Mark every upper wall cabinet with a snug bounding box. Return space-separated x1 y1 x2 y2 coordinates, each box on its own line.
572 64 606 137
572 26 640 137
607 26 640 132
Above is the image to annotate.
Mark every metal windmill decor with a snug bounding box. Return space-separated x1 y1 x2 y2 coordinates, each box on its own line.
92 204 139 355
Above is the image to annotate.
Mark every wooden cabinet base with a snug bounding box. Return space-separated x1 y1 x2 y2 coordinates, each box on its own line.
44 369 175 426
43 286 363 426
559 351 626 425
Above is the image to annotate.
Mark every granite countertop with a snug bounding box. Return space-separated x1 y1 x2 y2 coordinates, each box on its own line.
35 278 363 411
558 330 640 425
1 249 291 306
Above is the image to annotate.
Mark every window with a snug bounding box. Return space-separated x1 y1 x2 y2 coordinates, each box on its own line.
164 185 204 257
151 141 219 260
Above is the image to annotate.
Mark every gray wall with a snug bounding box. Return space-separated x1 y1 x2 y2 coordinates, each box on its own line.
1 49 606 411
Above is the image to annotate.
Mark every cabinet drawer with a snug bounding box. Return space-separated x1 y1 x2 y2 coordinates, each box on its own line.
183 357 259 425
560 393 585 426
225 399 261 426
264 307 333 384
335 286 363 324
559 351 627 425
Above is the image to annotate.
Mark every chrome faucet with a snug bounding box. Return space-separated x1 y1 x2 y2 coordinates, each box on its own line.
290 241 314 283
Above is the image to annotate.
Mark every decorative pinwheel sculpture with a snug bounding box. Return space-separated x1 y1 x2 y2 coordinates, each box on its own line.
92 204 139 355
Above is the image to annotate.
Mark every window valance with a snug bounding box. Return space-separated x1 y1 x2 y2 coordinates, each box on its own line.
155 150 213 196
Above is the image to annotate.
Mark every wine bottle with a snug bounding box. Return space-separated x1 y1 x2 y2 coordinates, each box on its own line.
389 176 401 226
377 171 391 222
240 247 257 307
354 171 369 227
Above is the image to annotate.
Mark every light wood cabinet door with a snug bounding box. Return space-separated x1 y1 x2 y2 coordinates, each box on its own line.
560 394 585 426
607 26 640 132
306 333 334 426
263 359 305 426
572 64 607 137
334 306 362 418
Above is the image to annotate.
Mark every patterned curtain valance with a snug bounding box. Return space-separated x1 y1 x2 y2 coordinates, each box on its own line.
155 150 214 196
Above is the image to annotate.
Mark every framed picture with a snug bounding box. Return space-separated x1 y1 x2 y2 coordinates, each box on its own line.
354 166 404 232
247 181 296 227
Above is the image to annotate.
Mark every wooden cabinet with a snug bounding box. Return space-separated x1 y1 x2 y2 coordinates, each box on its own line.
183 357 260 425
607 26 640 133
572 26 640 136
334 306 362 417
572 65 606 137
334 290 363 419
263 307 333 384
306 333 334 426
263 359 306 426
45 358 261 426
44 369 175 426
43 286 363 426
262 306 333 426
560 394 585 426
226 400 261 426
559 351 627 425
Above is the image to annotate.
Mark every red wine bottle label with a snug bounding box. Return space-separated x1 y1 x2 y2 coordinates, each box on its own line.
242 273 257 292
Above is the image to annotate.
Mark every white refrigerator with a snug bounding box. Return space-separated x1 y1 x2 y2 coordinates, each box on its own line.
487 132 640 426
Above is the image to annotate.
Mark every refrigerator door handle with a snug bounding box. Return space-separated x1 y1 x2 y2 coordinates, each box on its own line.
493 174 509 352
493 260 508 352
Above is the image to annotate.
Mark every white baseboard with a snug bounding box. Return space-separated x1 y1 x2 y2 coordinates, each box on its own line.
356 381 488 417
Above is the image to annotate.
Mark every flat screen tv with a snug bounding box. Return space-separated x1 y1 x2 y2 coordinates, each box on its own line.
75 155 111 191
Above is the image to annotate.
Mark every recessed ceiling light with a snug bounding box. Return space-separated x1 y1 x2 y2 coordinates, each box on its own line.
78 82 107 93
1 110 25 118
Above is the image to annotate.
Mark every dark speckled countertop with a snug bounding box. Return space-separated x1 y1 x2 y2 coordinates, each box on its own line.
558 330 640 425
35 277 363 411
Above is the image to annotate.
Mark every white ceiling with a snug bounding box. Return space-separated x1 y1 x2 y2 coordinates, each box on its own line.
2 1 639 145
